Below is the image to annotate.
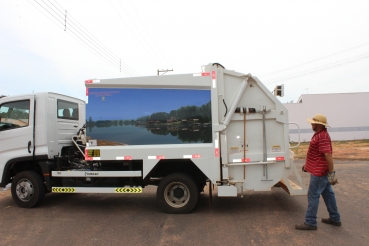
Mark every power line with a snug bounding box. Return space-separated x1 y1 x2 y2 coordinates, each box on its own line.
41 0 64 20
127 0 171 68
46 0 64 16
261 41 369 77
108 0 165 69
29 0 140 76
54 1 121 64
34 0 122 72
53 0 139 76
33 0 122 72
27 0 64 30
33 0 64 26
264 52 369 84
54 0 140 76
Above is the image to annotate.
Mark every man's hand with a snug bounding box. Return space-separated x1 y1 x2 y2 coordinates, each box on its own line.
302 165 307 172
328 172 338 185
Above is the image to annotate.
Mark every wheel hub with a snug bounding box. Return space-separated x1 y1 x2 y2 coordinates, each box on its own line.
16 179 34 202
173 187 185 199
164 182 190 208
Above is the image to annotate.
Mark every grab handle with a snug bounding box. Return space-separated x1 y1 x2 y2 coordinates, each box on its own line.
28 141 32 153
289 122 300 149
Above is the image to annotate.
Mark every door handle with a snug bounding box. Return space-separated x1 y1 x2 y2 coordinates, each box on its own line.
28 141 32 153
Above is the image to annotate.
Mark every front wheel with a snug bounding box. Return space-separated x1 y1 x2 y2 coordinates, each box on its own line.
157 173 199 214
11 171 45 208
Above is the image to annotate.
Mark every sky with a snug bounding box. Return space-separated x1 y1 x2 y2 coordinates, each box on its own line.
87 88 210 120
1 0 369 104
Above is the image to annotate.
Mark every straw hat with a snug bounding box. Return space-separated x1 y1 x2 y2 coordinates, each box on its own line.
307 114 330 127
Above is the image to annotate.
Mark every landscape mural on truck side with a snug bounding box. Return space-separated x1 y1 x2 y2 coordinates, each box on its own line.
86 88 212 146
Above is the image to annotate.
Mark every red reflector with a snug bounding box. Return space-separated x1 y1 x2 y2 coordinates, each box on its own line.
242 158 250 162
157 156 165 159
215 148 219 157
86 88 89 96
201 72 210 76
124 156 132 160
85 149 93 161
212 71 216 79
276 156 285 161
85 80 93 83
192 154 200 158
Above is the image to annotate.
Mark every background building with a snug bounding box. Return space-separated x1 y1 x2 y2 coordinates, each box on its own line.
283 92 369 142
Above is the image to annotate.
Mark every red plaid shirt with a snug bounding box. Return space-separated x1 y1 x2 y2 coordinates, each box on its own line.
305 129 332 176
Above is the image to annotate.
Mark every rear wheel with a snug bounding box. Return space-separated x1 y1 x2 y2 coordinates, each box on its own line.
157 173 198 214
11 171 45 208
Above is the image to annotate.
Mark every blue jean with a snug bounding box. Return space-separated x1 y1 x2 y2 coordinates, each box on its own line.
305 174 340 226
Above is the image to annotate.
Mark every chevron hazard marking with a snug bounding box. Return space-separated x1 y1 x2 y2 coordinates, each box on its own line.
115 188 142 193
52 187 76 193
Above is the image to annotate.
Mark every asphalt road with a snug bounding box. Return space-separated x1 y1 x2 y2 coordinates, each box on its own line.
0 160 368 246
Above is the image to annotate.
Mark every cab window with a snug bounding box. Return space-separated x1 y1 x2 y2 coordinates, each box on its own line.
0 100 30 131
57 100 79 120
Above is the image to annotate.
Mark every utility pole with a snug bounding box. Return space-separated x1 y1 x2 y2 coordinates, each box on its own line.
157 69 173 76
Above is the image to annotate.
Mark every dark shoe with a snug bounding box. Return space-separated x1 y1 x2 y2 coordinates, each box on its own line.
295 223 317 230
322 218 341 226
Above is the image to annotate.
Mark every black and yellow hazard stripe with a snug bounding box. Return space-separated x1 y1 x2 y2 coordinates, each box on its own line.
115 188 142 193
52 187 76 193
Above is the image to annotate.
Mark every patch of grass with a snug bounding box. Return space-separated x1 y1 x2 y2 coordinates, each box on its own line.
290 139 369 160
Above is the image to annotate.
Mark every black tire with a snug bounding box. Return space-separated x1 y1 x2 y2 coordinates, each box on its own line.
11 171 45 208
157 173 199 214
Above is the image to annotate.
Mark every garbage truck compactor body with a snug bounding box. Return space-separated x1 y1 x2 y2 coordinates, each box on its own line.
0 64 306 213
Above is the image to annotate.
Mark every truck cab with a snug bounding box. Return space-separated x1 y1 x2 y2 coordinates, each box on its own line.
0 92 85 207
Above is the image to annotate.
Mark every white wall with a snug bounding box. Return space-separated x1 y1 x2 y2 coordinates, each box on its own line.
284 92 369 142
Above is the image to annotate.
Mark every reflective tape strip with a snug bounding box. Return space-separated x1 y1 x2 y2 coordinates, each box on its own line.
52 187 76 193
148 156 165 160
85 79 100 83
233 158 251 163
212 71 216 88
267 156 285 161
115 188 142 193
183 154 201 158
193 72 210 77
86 88 89 96
215 133 219 157
116 156 132 160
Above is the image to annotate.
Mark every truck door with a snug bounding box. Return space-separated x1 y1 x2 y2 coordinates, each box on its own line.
0 96 35 166
56 99 81 147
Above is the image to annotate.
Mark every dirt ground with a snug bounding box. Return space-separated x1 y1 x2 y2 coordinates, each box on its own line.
292 140 369 160
1 160 368 245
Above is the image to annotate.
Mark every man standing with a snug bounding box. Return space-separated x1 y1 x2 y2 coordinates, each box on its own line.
295 114 341 230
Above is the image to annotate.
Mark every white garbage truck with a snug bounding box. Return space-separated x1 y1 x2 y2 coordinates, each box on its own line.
0 63 306 213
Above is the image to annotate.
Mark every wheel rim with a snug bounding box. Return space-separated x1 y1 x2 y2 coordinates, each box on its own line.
164 182 190 208
15 179 34 202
